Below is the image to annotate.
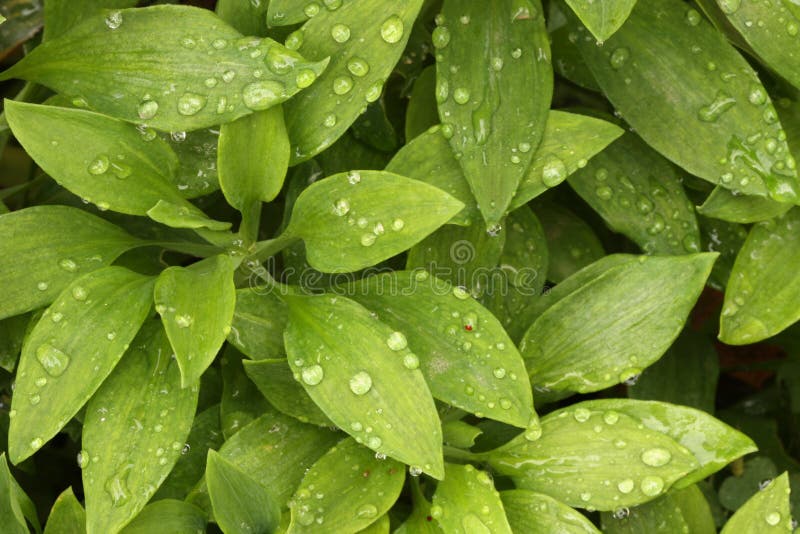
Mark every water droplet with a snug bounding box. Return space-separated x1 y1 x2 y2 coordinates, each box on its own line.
301 365 324 386
748 85 767 106
323 114 337 127
285 30 304 50
367 436 382 449
719 0 741 14
105 11 123 30
686 8 701 26
177 93 207 116
71 285 88 301
330 23 351 43
386 331 408 351
432 26 450 49
640 475 665 496
511 48 522 59
356 503 378 519
380 15 404 44
105 471 131 507
137 99 159 120
603 411 619 425
180 37 196 49
77 450 89 469
347 57 370 77
573 408 591 422
641 448 672 467
303 2 320 17
29 393 40 405
430 504 443 517
596 186 613 200
609 47 630 69
617 479 634 494
171 131 186 143
333 76 354 95
88 155 110 175
542 155 567 187
37 281 49 291
403 353 419 369
332 198 350 216
765 512 781 526
493 367 506 379
361 233 376 246
453 286 470 299
30 437 43 449
612 507 630 520
453 87 470 104
365 82 383 103
698 90 736 122
211 38 228 50
34 377 47 387
391 218 405 231
242 81 285 110
349 371 373 395
175 315 194 328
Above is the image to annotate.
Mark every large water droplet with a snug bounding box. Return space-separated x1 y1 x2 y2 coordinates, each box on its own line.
380 15 404 44
88 155 110 175
432 26 451 49
641 447 672 467
640 475 665 496
37 344 71 377
698 90 736 122
453 87 470 104
137 99 159 120
105 470 132 507
349 371 373 395
609 47 630 69
718 0 741 14
105 11 123 30
356 503 378 519
573 408 591 422
347 57 370 78
302 365 324 385
386 331 408 351
617 478 634 494
542 155 567 187
331 23 351 43
242 81 285 110
332 198 350 216
333 76 354 95
177 92 207 116
765 511 782 526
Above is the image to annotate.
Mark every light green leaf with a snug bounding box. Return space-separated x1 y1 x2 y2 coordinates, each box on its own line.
500 490 600 534
570 0 800 202
0 205 142 321
405 65 438 141
347 271 535 428
243 358 332 427
357 514 390 534
519 253 716 395
585 399 758 488
0 453 34 534
83 322 199 534
146 200 231 232
207 450 281 534
216 0 270 35
119 500 206 534
220 348 270 439
509 111 624 210
721 472 793 533
564 0 637 42
567 132 702 255
487 405 700 511
219 105 290 210
442 421 483 449
283 293 444 478
289 438 405 532
228 288 288 360
285 171 463 273
698 186 790 224
394 481 443 534
431 463 512 534
155 255 236 386
43 487 85 534
0 5 329 131
4 101 216 221
533 201 604 283
435 0 552 227
720 208 800 344
43 0 138 41
285 0 424 163
266 0 314 27
9 267 154 463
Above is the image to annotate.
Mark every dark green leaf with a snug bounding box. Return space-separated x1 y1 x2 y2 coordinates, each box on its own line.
207 450 281 534
698 186 790 224
216 0 270 36
283 293 444 478
600 486 713 534
442 421 483 449
519 253 716 395
289 438 405 532
405 65 438 141
285 0 424 163
0 6 329 131
0 0 42 60
435 0 552 227
154 255 236 386
699 215 749 290
285 171 463 273
564 0 637 43
431 463 512 533
266 0 314 27
220 348 270 439
119 500 206 534
348 271 535 428
0 453 34 534
0 314 30 372
9 267 154 463
163 128 221 199
500 490 600 534
0 206 142 320
571 0 800 202
43 0 138 41
43 487 85 534
228 288 288 361
721 472 793 533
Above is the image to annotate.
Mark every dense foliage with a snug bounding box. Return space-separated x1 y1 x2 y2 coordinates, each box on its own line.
0 0 799 532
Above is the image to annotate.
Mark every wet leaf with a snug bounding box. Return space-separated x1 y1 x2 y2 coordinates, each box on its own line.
216 0 270 36
570 0 800 202
266 0 315 27
698 186 790 224
500 490 600 534
487 404 700 511
163 128 221 200
699 215 749 290
154 255 236 386
285 170 463 273
0 453 37 534
288 438 405 532
285 0 424 163
348 271 534 428
533 201 604 283
442 421 482 449
283 293 444 478
0 0 42 60
519 253 716 395
145 200 231 232
9 267 154 463
0 5 329 131
0 314 31 372
43 0 138 41
431 463 512 534
563 0 637 43
43 487 85 534
83 322 199 534
220 348 271 439
435 0 552 227
600 485 714 534
405 65 438 141
119 500 206 534
720 472 792 533
720 208 800 344
228 288 288 361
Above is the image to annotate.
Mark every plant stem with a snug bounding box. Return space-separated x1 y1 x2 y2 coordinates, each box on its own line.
443 446 486 463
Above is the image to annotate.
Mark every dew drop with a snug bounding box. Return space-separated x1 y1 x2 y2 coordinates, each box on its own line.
403 353 419 369
137 99 159 120
105 11 123 30
361 233 376 246
349 371 373 395
333 76 354 95
175 315 194 328
323 114 337 127
609 47 630 69
698 90 736 122
432 26 451 49
88 155 110 175
640 475 665 496
718 0 741 14
641 448 672 467
380 15 404 44
177 93 207 116
332 198 350 216
331 23 351 43
453 87 470 105
72 286 88 301
105 471 131 507
242 81 285 110
386 331 408 351
595 185 613 200
30 437 43 449
617 479 634 494
37 281 49 291
765 512 781 526
573 408 591 422
541 155 567 187
347 57 370 77
77 450 89 469
686 8 701 26
356 503 378 519
301 365 324 386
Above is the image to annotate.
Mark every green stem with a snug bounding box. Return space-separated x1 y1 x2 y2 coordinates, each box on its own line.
142 240 224 258
247 231 299 264
238 200 262 246
443 446 487 463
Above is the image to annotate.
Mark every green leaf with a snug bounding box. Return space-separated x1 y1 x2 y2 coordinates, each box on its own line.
9 267 154 463
487 405 700 511
347 271 535 428
228 288 288 360
585 399 758 488
266 0 313 27
533 201 605 283
119 500 206 534
220 348 270 439
435 0 552 227
442 421 483 449
0 5 329 131
206 450 281 534
570 0 800 202
519 253 716 395
145 200 231 232
431 463 512 534
600 486 714 534
285 171 463 273
216 0 269 35
720 208 800 344
43 487 85 534
243 358 332 427
697 186 790 224
163 128 221 200
721 472 793 533
0 206 142 320
82 321 199 534
283 293 444 478
564 0 637 43
394 481 443 534
357 514 390 534
567 132 702 255
154 255 236 386
4 101 217 221
509 111 624 210
219 105 290 210
405 65 438 141
289 438 405 532
284 0 424 163
0 453 34 534
699 215 749 290
0 1 42 59
0 313 30 372
718 456 778 512
500 490 600 534
43 0 138 41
